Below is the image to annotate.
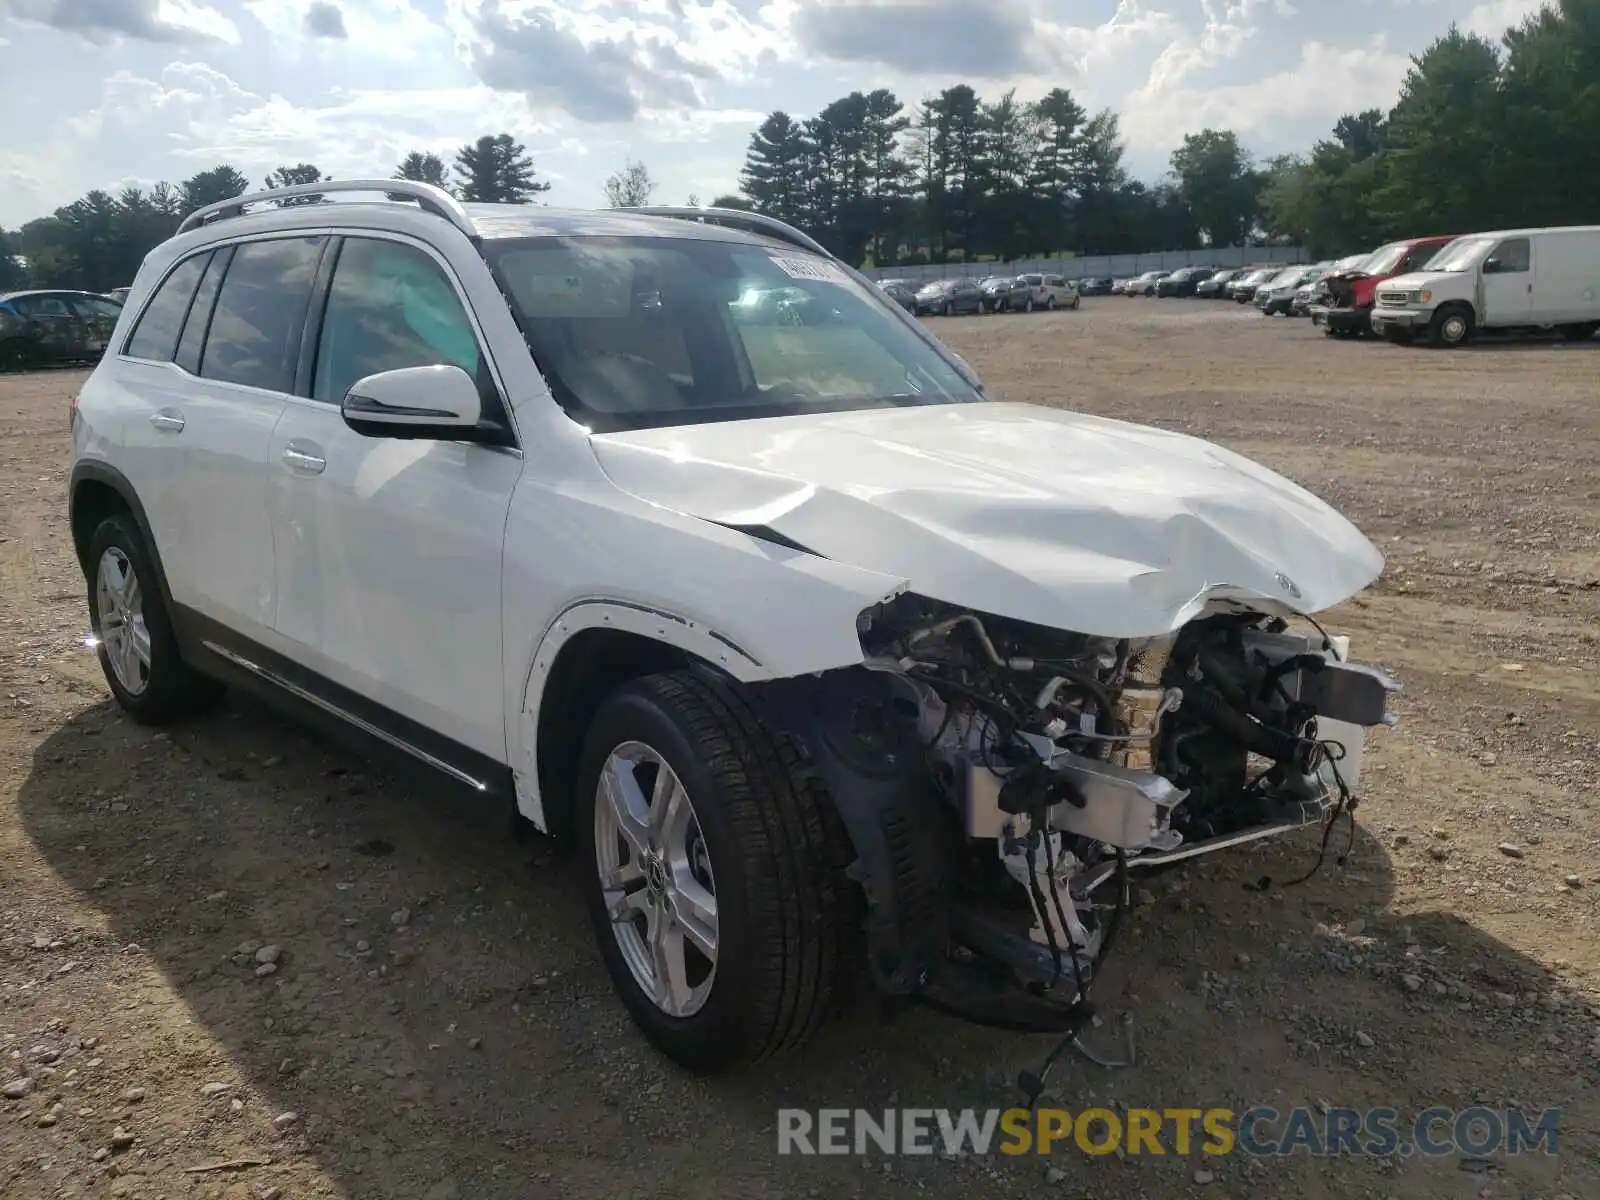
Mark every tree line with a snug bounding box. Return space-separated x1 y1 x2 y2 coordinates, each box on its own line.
0 134 591 294
1262 1 1600 256
2 0 1594 292
736 1 1597 266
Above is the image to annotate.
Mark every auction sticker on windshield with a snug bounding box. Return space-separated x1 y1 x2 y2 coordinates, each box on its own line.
771 255 849 285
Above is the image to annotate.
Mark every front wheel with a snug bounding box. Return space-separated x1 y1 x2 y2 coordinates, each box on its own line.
0 338 33 373
1070 296 1080 310
85 515 222 723
1427 305 1473 348
577 672 854 1071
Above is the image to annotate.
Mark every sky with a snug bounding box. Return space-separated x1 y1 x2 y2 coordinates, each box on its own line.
0 0 1551 229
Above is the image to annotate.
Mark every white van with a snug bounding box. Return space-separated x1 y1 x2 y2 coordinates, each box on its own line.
1369 226 1600 346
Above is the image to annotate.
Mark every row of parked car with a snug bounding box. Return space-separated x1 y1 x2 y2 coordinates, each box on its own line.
1101 224 1600 347
877 273 1084 316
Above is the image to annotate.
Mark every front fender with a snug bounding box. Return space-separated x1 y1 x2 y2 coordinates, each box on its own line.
507 518 909 828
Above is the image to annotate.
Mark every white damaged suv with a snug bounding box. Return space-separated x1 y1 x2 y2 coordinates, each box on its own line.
69 181 1397 1073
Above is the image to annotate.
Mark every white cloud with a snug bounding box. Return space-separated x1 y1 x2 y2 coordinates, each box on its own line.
1463 0 1547 36
242 0 443 57
0 0 240 44
1121 35 1413 156
444 0 785 121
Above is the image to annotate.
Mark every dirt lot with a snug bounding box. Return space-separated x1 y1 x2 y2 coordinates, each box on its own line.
2 302 1597 1200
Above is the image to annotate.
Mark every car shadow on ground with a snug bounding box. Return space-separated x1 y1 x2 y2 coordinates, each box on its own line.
16 695 1597 1199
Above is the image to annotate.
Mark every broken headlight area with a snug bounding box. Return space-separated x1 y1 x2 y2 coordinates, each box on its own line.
750 593 1398 1046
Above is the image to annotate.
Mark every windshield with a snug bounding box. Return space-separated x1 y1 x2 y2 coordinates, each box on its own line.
1360 242 1417 275
486 235 984 433
1423 237 1492 272
1268 269 1303 285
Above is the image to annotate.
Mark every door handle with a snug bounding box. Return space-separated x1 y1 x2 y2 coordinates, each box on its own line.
149 409 185 433
282 440 326 475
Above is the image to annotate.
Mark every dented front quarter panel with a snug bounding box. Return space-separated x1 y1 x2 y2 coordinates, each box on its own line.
589 402 1386 639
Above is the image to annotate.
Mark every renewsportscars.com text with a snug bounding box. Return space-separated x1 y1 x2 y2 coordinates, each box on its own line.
776 1106 1561 1159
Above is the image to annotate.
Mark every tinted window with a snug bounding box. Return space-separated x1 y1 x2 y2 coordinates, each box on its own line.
70 296 123 320
1491 237 1530 273
175 248 231 375
125 255 208 361
1045 275 1064 286
16 295 71 316
312 238 483 405
200 237 324 392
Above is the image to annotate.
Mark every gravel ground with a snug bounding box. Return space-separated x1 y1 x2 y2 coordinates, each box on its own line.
2 300 1597 1200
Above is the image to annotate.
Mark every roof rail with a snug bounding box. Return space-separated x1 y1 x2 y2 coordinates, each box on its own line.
619 206 832 259
176 179 477 239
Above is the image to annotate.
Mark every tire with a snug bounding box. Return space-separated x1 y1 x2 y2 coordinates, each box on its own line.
1070 296 1080 310
577 671 855 1072
1559 321 1599 341
84 514 222 723
1427 305 1473 348
1045 296 1056 311
0 338 33 373
1023 297 1034 313
941 301 952 317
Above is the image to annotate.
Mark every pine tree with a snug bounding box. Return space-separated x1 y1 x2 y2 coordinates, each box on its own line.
453 135 549 204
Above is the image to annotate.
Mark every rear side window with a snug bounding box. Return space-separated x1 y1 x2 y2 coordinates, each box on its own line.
1045 275 1064 287
126 256 208 361
175 248 231 375
70 296 123 320
200 236 324 393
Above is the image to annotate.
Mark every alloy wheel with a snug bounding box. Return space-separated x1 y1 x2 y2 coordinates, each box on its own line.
96 547 151 696
594 741 719 1018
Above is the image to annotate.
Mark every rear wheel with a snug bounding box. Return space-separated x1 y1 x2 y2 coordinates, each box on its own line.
1559 321 1598 342
1427 305 1473 348
1023 296 1035 313
85 515 222 723
1045 295 1056 311
577 672 854 1071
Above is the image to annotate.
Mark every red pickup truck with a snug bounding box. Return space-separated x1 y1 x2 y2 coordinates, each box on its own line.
1311 234 1457 337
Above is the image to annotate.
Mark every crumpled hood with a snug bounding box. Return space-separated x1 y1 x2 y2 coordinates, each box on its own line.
589 402 1385 637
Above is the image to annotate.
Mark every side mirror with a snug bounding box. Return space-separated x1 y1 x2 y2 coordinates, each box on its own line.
1483 258 1501 275
341 365 485 441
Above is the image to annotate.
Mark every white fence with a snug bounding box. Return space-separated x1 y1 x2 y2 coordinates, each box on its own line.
860 246 1309 284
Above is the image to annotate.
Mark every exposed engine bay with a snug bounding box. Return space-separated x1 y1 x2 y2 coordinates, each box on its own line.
751 592 1398 1071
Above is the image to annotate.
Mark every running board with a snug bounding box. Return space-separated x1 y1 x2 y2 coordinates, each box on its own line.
200 639 491 794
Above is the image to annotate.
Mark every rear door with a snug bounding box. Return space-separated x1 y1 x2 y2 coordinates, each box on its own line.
1480 236 1533 326
264 233 522 763
66 294 123 357
119 236 324 643
11 293 84 363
